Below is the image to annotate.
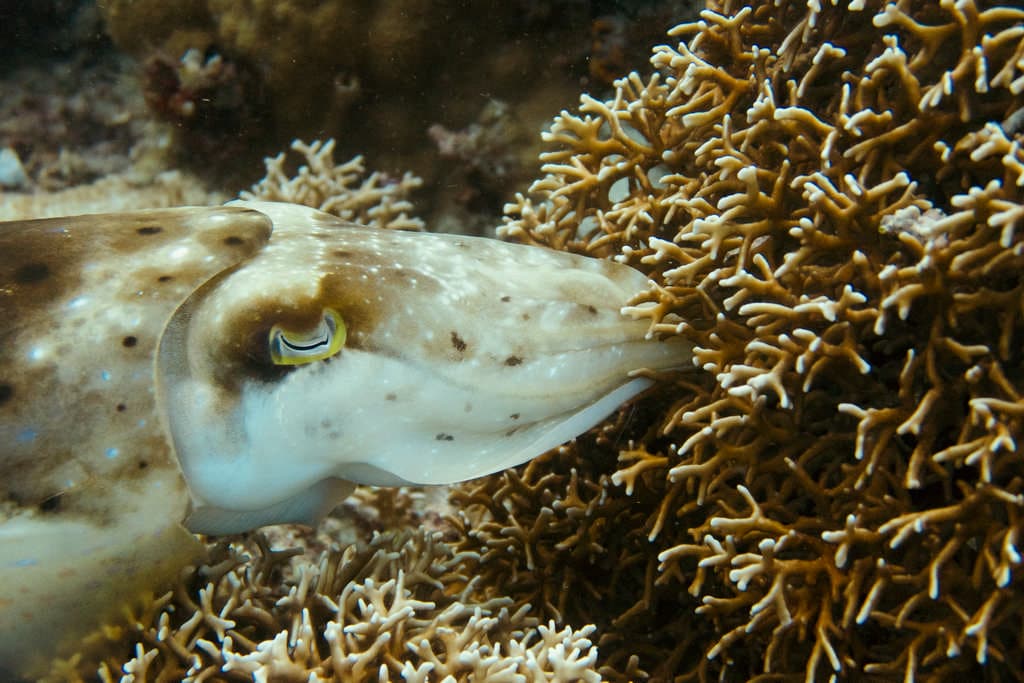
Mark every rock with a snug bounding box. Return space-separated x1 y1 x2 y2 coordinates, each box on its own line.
0 147 29 189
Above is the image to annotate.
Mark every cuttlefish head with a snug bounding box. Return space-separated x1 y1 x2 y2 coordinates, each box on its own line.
1 199 686 676
164 200 687 534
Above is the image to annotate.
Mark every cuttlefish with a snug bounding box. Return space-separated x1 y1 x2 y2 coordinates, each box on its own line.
0 200 684 676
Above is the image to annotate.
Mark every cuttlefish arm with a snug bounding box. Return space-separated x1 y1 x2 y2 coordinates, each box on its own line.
0 200 687 675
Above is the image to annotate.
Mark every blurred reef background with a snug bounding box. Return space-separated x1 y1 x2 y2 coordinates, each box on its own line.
4 1 1024 681
0 0 692 232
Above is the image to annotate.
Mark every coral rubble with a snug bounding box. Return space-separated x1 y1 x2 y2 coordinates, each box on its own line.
0 12 226 220
0 170 224 221
0 48 150 194
482 0 1024 679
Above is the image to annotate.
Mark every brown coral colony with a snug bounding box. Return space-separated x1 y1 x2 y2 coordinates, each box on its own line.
488 0 1024 680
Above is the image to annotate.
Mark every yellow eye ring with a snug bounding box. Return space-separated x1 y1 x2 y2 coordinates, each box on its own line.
269 308 346 365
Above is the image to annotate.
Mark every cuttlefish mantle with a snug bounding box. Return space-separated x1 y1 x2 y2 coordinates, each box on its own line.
0 200 688 676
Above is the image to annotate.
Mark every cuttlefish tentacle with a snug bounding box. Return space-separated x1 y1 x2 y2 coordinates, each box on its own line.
0 200 688 675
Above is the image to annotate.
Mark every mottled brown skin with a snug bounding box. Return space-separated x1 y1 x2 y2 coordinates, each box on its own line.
1 207 270 513
0 206 272 676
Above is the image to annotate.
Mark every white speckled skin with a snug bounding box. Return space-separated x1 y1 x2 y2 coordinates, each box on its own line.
0 201 687 676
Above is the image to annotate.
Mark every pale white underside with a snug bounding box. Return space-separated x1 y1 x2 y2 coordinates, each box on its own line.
171 346 659 534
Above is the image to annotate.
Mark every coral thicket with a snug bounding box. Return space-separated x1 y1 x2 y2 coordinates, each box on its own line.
479 0 1024 679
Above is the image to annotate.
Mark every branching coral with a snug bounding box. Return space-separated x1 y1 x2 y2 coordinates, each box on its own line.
480 0 1024 680
50 530 601 682
241 138 424 231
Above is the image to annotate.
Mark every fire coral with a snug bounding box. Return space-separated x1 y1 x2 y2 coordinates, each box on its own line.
477 0 1024 680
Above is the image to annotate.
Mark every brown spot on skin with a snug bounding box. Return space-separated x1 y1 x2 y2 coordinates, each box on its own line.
385 392 397 401
116 403 127 412
500 295 511 302
504 356 523 366
39 493 63 512
435 433 455 441
14 262 50 284
0 384 11 405
451 331 467 352
510 413 520 420
138 460 149 470
587 304 598 315
122 335 138 348
334 250 353 258
157 275 174 283
521 313 530 321
223 235 245 246
135 226 163 235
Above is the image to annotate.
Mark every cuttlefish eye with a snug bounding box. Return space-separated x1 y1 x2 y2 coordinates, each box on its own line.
269 308 346 365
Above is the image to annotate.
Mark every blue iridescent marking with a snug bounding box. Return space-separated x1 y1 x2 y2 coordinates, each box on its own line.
105 447 120 459
14 558 37 568
101 370 112 381
16 428 37 443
